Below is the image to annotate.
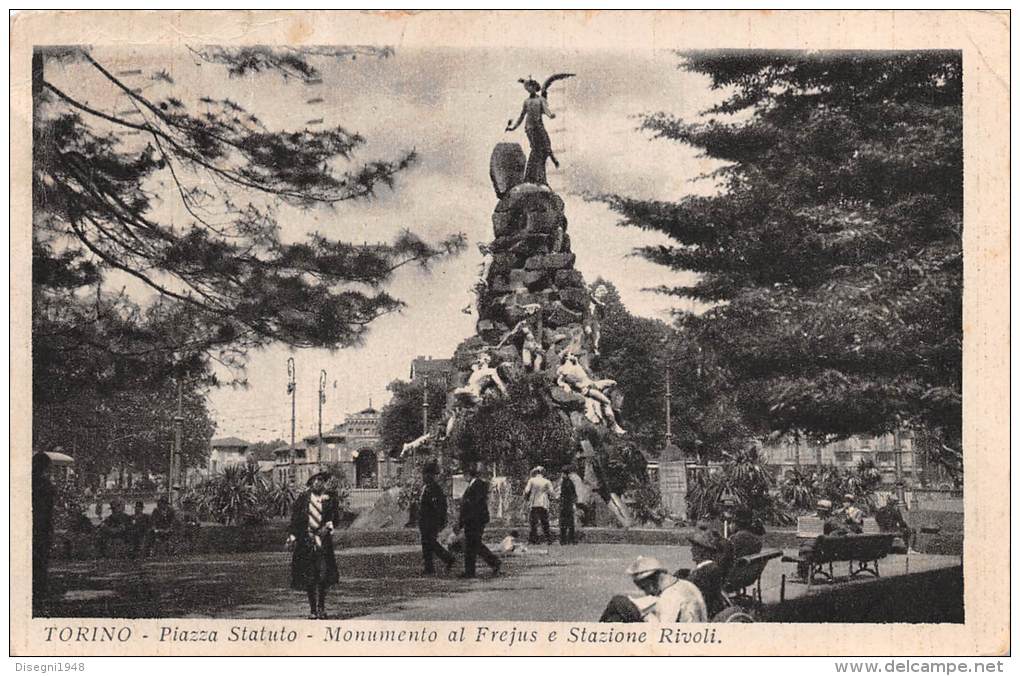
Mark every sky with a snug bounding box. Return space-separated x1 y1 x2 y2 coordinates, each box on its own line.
46 45 725 443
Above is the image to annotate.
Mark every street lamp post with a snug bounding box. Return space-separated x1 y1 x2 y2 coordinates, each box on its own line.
287 358 296 478
171 378 183 503
422 375 429 432
318 369 327 464
664 362 673 448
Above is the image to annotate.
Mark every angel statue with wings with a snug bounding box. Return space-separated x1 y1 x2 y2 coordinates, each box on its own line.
506 73 575 185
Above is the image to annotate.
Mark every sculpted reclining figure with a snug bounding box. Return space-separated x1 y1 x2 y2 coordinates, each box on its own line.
556 353 625 435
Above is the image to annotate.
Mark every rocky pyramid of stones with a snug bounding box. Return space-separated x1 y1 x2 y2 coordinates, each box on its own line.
444 143 621 436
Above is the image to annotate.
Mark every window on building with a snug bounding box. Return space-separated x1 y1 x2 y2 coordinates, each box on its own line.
876 452 894 464
834 452 852 463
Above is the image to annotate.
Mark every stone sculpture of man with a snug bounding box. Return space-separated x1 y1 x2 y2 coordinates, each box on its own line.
447 354 510 435
496 319 545 372
585 284 609 355
455 354 508 405
556 353 625 435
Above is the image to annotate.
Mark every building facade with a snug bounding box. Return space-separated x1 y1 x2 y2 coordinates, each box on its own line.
409 355 454 386
271 406 399 488
759 431 917 487
207 436 251 475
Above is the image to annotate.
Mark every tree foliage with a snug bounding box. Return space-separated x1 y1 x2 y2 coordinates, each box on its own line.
33 45 465 372
377 378 451 457
446 373 575 480
605 50 962 468
33 274 215 484
595 279 748 460
31 45 464 477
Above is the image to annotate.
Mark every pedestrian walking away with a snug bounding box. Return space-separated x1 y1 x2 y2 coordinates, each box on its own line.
558 463 578 545
522 465 553 544
418 459 456 574
457 462 501 578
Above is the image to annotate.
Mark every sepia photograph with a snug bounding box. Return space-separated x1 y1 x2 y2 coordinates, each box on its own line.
9 9 1008 658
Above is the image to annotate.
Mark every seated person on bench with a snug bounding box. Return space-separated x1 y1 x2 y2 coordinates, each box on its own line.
129 500 152 557
684 529 730 618
796 499 848 579
875 495 911 545
837 494 864 534
728 507 764 557
599 556 707 623
97 500 133 556
148 496 178 554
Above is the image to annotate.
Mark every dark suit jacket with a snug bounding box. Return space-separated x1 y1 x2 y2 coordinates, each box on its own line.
687 561 726 618
729 529 763 558
419 480 448 533
559 475 577 512
459 478 490 530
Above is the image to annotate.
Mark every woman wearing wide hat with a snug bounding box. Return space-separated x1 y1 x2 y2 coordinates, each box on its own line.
287 471 340 619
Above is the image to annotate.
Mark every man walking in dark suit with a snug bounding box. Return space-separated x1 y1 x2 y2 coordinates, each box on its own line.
456 462 500 579
419 460 456 574
559 464 578 545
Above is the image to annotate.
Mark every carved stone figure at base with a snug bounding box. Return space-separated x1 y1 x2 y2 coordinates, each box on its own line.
496 319 545 372
556 353 625 435
453 353 508 406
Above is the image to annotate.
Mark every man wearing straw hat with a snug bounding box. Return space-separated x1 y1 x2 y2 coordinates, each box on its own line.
522 465 553 545
599 556 707 623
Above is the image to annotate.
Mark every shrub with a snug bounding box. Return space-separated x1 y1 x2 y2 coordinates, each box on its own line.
628 482 667 526
687 447 793 526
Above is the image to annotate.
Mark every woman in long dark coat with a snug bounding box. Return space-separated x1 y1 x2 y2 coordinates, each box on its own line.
287 472 340 619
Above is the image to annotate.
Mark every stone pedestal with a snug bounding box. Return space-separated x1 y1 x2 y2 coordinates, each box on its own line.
658 444 688 521
489 142 527 198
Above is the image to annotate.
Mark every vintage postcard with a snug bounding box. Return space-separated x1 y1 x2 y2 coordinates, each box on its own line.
9 10 1009 657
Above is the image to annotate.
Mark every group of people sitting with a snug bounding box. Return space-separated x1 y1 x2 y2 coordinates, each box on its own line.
600 507 765 623
794 493 911 579
68 496 196 558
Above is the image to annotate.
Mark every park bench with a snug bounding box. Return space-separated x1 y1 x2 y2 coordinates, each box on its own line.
795 515 881 538
724 549 782 603
783 532 896 584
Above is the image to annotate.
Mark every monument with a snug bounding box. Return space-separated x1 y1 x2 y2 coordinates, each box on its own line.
437 140 634 526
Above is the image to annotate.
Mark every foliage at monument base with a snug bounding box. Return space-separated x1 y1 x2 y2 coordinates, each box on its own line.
446 373 575 479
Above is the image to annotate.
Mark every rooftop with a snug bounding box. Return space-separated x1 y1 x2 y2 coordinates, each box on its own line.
211 436 250 449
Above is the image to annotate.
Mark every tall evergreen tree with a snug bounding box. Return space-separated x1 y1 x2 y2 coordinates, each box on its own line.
32 46 465 370
605 51 962 471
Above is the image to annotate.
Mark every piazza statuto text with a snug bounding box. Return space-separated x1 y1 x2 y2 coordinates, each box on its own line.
41 624 722 646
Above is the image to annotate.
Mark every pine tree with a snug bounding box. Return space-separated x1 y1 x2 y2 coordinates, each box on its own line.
32 46 465 369
605 51 962 471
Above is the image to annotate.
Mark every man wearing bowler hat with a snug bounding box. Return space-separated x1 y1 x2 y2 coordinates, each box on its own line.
287 471 340 619
456 461 501 579
418 459 456 574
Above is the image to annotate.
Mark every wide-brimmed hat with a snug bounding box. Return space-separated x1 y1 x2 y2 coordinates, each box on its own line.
843 494 856 502
531 466 544 476
816 499 833 510
687 530 719 551
307 471 331 486
625 556 667 581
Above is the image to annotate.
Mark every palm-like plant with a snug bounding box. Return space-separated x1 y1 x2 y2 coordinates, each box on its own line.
779 469 818 511
687 447 793 526
199 464 257 525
